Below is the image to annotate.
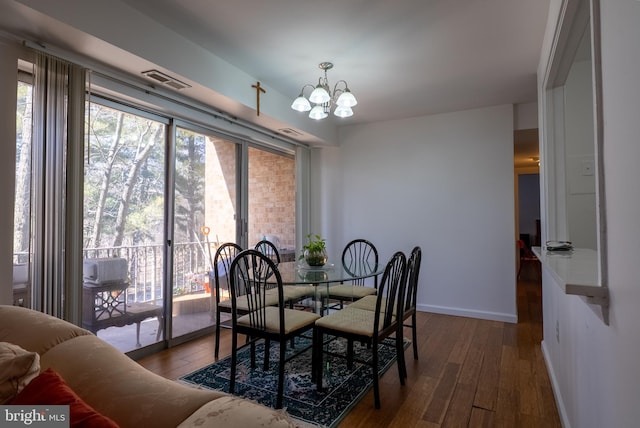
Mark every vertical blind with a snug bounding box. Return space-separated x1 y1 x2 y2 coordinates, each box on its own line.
31 51 85 320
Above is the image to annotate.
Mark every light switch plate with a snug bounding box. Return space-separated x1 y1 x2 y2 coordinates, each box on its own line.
581 159 595 176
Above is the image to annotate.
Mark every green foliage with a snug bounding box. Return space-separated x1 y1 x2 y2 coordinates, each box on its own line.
84 103 167 248
83 103 210 252
299 234 326 259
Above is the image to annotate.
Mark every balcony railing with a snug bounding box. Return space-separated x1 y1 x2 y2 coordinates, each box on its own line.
83 241 215 304
13 242 215 308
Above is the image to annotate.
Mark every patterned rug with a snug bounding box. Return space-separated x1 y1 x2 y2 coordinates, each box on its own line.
180 336 406 428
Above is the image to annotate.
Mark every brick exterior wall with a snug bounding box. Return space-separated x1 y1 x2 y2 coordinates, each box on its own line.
204 137 237 244
248 147 295 251
204 138 295 251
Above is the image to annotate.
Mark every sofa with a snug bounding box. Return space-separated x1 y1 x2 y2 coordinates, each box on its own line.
0 305 296 428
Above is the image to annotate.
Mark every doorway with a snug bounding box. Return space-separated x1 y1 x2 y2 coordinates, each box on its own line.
514 129 541 320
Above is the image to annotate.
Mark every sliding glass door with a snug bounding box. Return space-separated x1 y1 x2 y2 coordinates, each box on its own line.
171 127 238 338
171 130 298 340
11 54 298 354
13 77 33 308
83 100 167 352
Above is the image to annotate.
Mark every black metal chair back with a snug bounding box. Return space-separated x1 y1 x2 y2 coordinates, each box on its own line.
254 239 281 265
212 242 243 359
341 239 379 286
403 246 422 315
374 251 407 336
213 242 243 302
229 249 283 333
400 246 422 370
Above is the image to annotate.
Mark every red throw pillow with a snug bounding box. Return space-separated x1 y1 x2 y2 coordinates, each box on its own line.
9 368 119 428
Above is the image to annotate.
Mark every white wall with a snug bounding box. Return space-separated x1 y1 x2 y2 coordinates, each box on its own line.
564 59 597 249
514 101 539 130
539 1 640 427
316 104 517 323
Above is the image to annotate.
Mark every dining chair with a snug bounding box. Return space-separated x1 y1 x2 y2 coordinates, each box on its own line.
398 246 422 379
517 239 539 279
320 239 379 311
255 239 312 310
254 239 280 264
229 249 320 409
212 242 244 359
348 246 422 381
313 251 407 409
213 242 281 359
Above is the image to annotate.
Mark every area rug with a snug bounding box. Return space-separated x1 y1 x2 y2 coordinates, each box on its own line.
180 336 406 428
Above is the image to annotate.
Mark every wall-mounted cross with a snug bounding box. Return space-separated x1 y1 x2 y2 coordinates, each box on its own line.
251 81 266 116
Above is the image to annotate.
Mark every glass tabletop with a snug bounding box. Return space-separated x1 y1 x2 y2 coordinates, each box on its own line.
273 261 384 285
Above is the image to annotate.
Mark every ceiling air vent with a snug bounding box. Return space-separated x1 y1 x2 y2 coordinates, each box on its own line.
278 128 303 137
141 69 191 90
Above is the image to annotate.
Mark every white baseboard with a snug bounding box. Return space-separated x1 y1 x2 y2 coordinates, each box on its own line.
417 303 517 324
541 340 571 428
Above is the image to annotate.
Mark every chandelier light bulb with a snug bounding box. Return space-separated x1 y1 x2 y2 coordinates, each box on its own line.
308 105 328 120
309 86 331 104
333 105 353 118
291 95 311 112
336 90 357 108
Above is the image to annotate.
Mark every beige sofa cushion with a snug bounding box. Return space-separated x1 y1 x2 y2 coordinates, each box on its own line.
0 305 91 355
0 305 296 428
177 396 295 428
0 342 40 404
40 334 226 428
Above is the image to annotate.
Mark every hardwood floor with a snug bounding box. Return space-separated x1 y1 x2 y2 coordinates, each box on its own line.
138 262 560 427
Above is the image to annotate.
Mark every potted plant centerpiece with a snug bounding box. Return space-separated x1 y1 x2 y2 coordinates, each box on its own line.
300 234 328 267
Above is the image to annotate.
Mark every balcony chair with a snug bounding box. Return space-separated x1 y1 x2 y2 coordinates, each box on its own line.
313 251 407 409
12 263 30 308
228 249 320 409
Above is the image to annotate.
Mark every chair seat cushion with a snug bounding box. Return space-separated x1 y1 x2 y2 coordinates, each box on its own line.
267 285 314 302
319 284 376 300
218 299 232 309
348 295 398 316
347 295 379 312
218 292 280 311
238 307 320 334
314 306 392 337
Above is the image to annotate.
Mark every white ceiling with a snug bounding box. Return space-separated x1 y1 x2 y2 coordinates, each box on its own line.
118 0 550 127
2 0 547 162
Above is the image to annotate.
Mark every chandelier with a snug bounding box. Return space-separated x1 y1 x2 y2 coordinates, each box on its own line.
291 62 358 119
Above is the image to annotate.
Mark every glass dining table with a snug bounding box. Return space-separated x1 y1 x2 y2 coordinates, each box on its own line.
271 260 384 314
